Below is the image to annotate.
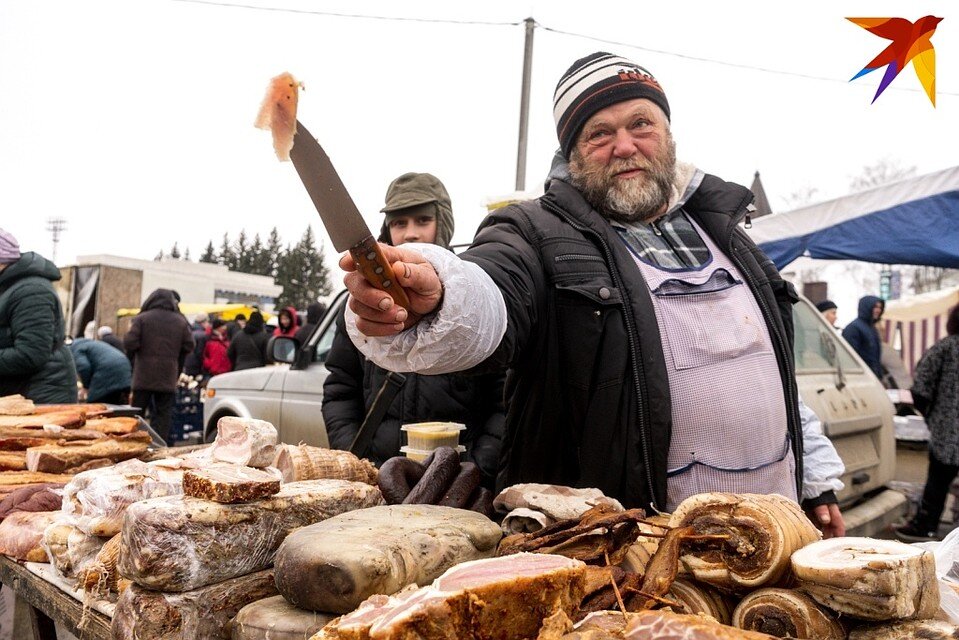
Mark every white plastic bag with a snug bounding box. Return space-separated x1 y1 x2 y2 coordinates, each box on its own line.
914 528 959 624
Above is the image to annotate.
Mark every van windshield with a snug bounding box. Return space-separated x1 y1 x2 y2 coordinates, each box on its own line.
793 303 863 373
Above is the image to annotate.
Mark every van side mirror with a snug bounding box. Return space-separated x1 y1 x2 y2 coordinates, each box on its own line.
267 336 298 364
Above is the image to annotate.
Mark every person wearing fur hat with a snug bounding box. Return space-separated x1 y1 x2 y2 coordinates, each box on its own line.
339 53 847 537
323 172 506 484
0 228 78 403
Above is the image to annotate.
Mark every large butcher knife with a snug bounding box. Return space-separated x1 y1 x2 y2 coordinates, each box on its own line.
289 121 412 311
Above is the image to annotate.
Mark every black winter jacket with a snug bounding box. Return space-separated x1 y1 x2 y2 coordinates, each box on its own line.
0 252 78 403
322 307 507 478
228 326 269 371
461 176 803 510
123 289 194 392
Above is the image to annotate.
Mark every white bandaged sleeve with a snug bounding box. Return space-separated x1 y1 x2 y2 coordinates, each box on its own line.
345 243 508 375
798 397 846 500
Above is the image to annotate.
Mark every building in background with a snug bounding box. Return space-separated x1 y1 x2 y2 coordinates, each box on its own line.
56 255 282 338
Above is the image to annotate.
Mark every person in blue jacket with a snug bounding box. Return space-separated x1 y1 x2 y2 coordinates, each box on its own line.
842 295 885 378
68 338 132 404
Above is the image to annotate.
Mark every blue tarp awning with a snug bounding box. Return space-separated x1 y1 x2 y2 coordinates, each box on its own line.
746 166 959 269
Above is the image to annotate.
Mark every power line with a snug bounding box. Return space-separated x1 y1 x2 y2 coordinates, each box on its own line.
169 0 520 26
166 1 955 97
539 23 958 97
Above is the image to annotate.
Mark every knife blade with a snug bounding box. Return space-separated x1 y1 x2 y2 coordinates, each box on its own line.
289 120 411 311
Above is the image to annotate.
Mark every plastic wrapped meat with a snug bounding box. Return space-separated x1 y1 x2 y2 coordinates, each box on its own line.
42 521 107 581
112 569 278 640
211 417 278 468
119 479 384 592
274 504 502 613
0 482 64 520
232 595 335 640
62 458 185 537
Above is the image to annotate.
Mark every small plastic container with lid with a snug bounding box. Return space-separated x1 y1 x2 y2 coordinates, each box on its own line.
401 445 465 463
401 422 466 450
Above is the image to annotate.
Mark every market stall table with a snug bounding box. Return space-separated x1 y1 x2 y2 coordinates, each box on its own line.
0 555 110 640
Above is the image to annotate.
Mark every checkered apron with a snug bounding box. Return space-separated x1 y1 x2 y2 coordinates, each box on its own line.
624 218 797 510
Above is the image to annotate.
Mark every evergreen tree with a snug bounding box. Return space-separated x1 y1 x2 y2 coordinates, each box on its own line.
275 227 332 309
265 227 283 279
170 242 181 260
183 247 191 261
218 233 237 270
199 241 217 263
249 233 270 275
234 230 251 272
154 250 164 262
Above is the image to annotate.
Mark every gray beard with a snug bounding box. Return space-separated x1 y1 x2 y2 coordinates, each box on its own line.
569 137 677 224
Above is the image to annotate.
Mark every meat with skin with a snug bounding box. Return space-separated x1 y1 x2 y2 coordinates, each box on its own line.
791 536 940 621
0 482 63 520
232 595 336 640
80 533 123 598
0 510 60 561
275 504 502 613
669 493 820 592
211 417 278 468
623 610 777 639
315 553 586 640
112 569 278 640
26 431 151 473
0 395 34 416
668 578 734 625
31 403 107 415
731 588 844 639
83 417 140 435
0 411 85 429
183 466 280 503
848 619 959 639
275 444 377 485
119 479 384 592
254 72 302 162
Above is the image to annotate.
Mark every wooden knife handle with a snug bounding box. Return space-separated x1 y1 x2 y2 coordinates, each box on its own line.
350 236 413 312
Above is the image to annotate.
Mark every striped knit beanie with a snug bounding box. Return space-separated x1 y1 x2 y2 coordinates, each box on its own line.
553 52 670 159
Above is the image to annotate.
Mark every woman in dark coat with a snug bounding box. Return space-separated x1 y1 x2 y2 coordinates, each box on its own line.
123 288 194 443
895 304 959 542
0 230 77 403
228 311 269 371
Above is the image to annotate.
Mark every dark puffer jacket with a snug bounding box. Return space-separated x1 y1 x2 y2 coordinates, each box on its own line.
0 252 78 403
228 314 269 371
322 307 506 476
68 338 132 402
123 289 194 392
842 295 885 378
460 175 802 510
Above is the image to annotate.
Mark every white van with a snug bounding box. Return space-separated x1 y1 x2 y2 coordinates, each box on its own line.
792 295 906 536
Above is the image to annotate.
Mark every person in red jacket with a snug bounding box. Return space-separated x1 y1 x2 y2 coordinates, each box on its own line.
273 306 299 338
202 319 232 376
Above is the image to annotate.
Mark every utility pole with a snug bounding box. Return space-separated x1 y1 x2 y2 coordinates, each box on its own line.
514 17 535 192
46 217 67 264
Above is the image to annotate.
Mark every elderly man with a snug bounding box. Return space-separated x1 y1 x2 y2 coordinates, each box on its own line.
342 53 846 536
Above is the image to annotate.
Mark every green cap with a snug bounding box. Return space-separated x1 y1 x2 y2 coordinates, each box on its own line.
381 172 451 213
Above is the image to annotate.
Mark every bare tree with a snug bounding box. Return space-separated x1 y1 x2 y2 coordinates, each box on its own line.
849 158 916 193
780 186 819 211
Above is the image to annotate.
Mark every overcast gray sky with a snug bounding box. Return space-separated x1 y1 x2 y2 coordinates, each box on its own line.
1 0 955 274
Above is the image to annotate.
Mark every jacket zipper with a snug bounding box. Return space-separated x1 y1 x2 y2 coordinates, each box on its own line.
554 254 606 263
540 199 659 509
726 224 804 498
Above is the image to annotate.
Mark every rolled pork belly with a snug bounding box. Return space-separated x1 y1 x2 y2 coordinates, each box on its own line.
732 587 844 639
